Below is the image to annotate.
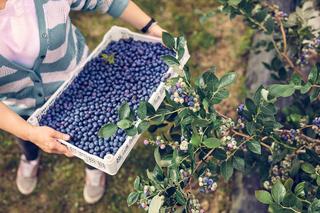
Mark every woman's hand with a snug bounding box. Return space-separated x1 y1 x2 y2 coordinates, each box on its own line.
0 102 72 157
27 126 73 157
147 24 166 38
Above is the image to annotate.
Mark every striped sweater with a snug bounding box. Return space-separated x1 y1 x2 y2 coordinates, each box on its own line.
0 0 128 116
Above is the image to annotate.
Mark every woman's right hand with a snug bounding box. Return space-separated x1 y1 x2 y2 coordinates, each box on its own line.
27 125 73 157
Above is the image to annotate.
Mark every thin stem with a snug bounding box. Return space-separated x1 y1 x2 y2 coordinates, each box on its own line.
277 18 287 53
215 110 228 119
226 139 250 161
279 204 301 213
145 107 187 121
261 142 273 153
272 139 297 150
231 129 251 139
299 124 315 130
299 134 320 144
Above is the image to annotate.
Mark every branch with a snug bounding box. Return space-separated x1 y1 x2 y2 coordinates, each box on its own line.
299 134 320 144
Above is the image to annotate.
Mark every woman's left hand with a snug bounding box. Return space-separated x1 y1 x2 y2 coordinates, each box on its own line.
147 24 166 38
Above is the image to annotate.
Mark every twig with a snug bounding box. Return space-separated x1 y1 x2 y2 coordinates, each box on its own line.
299 134 320 144
277 18 287 53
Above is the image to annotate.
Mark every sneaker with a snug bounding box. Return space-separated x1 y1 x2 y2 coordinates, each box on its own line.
83 168 106 204
16 155 40 195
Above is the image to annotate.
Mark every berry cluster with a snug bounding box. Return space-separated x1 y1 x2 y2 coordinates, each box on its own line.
143 136 190 152
139 194 164 212
273 9 288 20
298 37 320 65
222 135 237 151
264 154 294 189
220 118 235 137
143 136 166 150
198 170 218 193
189 197 204 213
40 38 173 158
168 78 200 112
280 129 297 144
313 117 320 128
179 169 191 184
236 103 245 120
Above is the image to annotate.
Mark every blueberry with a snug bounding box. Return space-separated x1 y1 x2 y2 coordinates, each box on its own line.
40 38 174 158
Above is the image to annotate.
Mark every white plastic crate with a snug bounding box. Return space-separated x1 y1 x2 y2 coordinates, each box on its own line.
27 26 190 175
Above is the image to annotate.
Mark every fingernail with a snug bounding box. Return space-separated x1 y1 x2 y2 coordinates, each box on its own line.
64 135 70 140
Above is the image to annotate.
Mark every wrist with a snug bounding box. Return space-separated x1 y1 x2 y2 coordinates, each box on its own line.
25 124 36 142
141 17 156 34
147 22 158 34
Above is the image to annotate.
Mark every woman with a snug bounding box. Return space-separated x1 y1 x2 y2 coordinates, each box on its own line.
0 0 164 204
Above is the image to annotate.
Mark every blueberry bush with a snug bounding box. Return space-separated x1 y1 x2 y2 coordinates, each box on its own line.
98 1 320 212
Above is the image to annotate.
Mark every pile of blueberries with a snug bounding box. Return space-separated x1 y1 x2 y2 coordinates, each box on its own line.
40 38 174 158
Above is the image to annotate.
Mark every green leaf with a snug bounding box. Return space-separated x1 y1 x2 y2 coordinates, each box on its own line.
310 88 320 102
245 98 257 114
283 193 297 208
308 65 319 84
219 72 236 88
228 0 242 6
294 182 305 198
191 134 201 147
212 148 227 160
284 178 294 191
148 195 164 213
117 119 132 129
127 192 140 206
300 82 312 94
202 70 219 91
254 9 268 22
125 126 138 136
176 190 187 205
255 190 274 204
260 104 276 115
161 55 180 67
137 102 148 119
271 181 286 204
247 140 261 155
150 114 165 125
137 121 150 133
177 36 186 60
162 32 175 49
154 148 162 168
119 102 131 120
221 160 234 181
309 199 320 213
317 176 320 186
212 89 229 104
301 163 316 174
264 17 275 34
233 156 245 171
146 102 156 116
269 84 296 98
134 176 141 191
98 124 117 138
203 138 221 149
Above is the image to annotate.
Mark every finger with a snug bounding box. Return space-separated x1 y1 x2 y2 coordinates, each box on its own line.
64 151 74 158
49 139 72 155
51 129 70 141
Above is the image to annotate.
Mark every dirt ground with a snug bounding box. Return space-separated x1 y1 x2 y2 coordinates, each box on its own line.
0 1 251 212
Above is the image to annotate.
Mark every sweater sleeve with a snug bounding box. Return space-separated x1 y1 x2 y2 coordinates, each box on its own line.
70 0 129 18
